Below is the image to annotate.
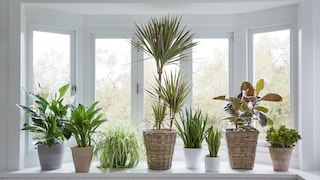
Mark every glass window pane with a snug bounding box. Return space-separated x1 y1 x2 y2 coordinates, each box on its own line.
95 39 131 126
253 30 291 134
33 31 70 96
192 38 229 126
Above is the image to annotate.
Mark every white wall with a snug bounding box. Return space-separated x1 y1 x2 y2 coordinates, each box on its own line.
0 0 9 172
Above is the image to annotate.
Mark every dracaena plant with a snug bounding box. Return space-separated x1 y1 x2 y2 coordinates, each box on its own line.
17 83 71 147
65 101 106 147
132 15 196 130
213 79 282 130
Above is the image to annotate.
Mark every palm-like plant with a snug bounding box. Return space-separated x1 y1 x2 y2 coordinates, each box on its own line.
17 83 71 148
65 101 106 147
175 108 208 148
148 72 191 129
132 15 197 86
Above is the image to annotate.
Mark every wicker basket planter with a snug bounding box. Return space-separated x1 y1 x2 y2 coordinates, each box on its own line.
143 129 177 170
225 128 259 169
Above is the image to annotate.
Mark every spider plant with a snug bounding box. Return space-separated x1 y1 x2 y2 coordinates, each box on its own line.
65 101 106 147
175 108 208 148
94 125 143 169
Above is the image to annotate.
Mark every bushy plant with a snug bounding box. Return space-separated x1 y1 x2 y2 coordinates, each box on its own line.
214 79 282 130
175 108 207 148
17 83 71 147
266 125 302 148
94 125 143 168
205 126 221 157
65 101 106 147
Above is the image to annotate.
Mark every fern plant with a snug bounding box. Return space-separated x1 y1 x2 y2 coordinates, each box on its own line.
205 126 221 157
65 101 106 147
175 108 208 148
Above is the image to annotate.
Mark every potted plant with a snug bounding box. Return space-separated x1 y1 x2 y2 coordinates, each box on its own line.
94 125 143 169
17 83 71 170
132 15 197 170
64 101 106 172
175 108 207 169
266 125 301 171
213 79 282 169
205 125 221 172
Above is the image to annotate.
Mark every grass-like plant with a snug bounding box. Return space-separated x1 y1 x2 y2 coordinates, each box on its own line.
175 108 208 148
205 126 221 157
65 101 106 147
17 83 71 147
266 125 302 148
94 125 143 169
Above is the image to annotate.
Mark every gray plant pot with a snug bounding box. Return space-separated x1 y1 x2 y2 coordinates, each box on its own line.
38 144 64 170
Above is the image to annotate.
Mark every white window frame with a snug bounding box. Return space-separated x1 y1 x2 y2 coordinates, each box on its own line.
23 25 76 167
248 24 299 167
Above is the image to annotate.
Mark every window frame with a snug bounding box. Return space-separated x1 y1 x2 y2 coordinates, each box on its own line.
24 25 76 167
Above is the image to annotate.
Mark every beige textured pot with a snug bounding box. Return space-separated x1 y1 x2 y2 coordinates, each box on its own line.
71 146 94 172
269 147 293 172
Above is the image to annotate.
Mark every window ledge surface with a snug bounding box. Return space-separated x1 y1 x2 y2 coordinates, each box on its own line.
1 161 319 180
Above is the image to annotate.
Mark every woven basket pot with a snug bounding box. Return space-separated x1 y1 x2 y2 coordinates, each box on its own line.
143 129 177 170
225 128 259 169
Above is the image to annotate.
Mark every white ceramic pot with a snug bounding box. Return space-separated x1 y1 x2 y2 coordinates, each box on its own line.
205 156 220 172
183 148 202 169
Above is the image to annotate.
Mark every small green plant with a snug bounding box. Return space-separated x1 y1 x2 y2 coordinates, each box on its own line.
94 125 143 168
205 126 221 157
17 83 71 147
175 108 207 148
214 79 282 130
65 101 106 147
266 125 302 148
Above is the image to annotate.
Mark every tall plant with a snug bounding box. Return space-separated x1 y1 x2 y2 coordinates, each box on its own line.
132 15 197 130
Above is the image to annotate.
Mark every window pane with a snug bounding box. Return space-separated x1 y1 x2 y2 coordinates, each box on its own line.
95 39 131 126
33 31 70 96
192 39 229 126
253 30 291 134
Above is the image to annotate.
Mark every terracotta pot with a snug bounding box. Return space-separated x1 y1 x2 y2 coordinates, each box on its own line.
71 146 94 172
143 129 177 170
183 148 202 169
269 147 293 171
205 156 220 172
38 144 64 170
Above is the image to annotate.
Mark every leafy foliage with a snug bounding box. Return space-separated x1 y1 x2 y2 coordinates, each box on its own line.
213 79 282 130
205 126 221 157
175 108 207 148
266 125 302 148
94 125 143 169
65 101 106 147
17 83 70 147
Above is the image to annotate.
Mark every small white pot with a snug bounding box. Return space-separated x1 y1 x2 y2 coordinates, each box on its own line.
205 156 220 172
183 148 202 169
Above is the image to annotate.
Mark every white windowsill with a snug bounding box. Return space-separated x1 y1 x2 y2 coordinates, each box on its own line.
1 161 320 180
